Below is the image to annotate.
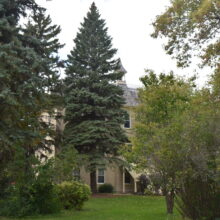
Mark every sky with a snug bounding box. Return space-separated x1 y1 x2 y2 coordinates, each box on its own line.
36 0 209 88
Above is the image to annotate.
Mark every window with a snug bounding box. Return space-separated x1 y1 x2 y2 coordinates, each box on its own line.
125 170 131 184
97 168 105 184
73 169 80 181
124 112 131 128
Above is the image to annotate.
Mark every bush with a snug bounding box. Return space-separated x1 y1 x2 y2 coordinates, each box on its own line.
98 183 114 193
0 162 61 217
149 173 163 195
176 177 220 219
57 181 91 210
138 174 150 194
0 181 61 217
30 181 61 214
144 188 154 196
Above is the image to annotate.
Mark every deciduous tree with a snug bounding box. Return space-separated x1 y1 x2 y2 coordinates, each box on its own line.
131 70 194 214
152 0 220 70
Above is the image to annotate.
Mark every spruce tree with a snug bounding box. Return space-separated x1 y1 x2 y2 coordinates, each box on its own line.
0 0 41 185
0 0 62 190
23 8 65 153
23 8 65 94
64 2 127 192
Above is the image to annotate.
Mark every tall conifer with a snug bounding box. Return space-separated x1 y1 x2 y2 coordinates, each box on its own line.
23 8 65 153
64 2 127 192
24 8 64 94
0 0 62 187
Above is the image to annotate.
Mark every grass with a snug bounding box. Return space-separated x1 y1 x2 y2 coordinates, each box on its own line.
0 195 181 220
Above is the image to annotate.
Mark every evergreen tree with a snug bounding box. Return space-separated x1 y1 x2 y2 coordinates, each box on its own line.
23 8 65 94
23 8 65 154
64 2 127 193
0 0 40 185
0 0 62 191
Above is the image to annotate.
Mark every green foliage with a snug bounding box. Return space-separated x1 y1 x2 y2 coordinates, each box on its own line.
152 0 220 99
57 181 91 210
98 183 114 193
133 70 194 175
0 0 63 191
0 0 48 182
138 174 150 194
152 1 220 217
149 173 163 196
64 2 127 192
0 184 33 217
173 90 220 219
24 7 64 95
130 69 220 217
0 163 61 217
176 177 220 219
130 70 195 214
52 147 85 183
144 188 154 196
0 183 61 217
138 173 162 196
64 2 127 155
152 0 220 69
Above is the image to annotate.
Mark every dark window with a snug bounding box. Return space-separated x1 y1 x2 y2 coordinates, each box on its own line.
125 170 131 184
98 168 105 183
124 112 131 128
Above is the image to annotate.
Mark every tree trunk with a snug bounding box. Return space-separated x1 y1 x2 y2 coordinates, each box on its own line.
90 170 97 193
165 189 175 214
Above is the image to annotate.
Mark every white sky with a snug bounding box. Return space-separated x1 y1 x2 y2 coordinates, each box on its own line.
36 0 210 88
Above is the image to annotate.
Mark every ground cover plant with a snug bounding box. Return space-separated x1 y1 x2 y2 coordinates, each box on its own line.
0 196 181 220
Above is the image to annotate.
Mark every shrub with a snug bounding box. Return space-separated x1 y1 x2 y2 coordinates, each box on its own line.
176 177 220 219
57 181 91 210
144 188 154 196
0 162 61 217
149 173 163 195
0 181 61 217
138 174 150 194
30 181 61 214
98 183 114 193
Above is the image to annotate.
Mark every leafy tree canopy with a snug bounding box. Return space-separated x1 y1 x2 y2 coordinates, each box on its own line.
131 70 195 214
152 0 220 70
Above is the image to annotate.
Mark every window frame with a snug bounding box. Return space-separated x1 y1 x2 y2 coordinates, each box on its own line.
97 168 105 184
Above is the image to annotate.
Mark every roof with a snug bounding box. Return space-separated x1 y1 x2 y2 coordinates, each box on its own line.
118 59 127 74
117 82 139 107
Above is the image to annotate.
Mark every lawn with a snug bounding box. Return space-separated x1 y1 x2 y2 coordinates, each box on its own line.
0 195 181 220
